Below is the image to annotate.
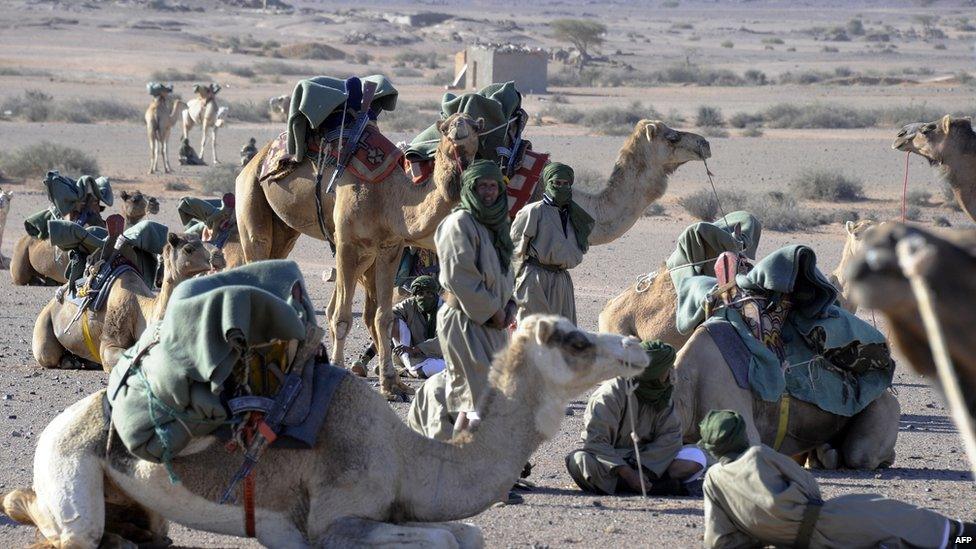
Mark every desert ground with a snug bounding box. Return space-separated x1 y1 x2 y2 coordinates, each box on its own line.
1 0 975 546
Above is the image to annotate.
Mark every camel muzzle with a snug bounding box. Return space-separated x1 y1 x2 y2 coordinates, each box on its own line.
696 139 712 160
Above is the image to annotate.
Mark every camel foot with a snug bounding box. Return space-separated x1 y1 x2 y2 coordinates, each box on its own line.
54 354 100 371
381 377 415 402
98 532 139 549
322 268 337 283
805 444 840 470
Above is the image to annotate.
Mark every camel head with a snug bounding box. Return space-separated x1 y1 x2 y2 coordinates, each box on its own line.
892 122 927 153
162 232 226 284
635 120 711 172
842 219 879 262
437 113 483 164
495 315 647 421
910 115 976 167
119 190 159 220
0 187 12 214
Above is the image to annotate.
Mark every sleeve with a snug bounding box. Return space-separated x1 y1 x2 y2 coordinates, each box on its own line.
703 480 764 549
638 402 683 478
435 214 501 325
416 336 443 358
509 205 537 271
580 384 632 470
765 449 823 501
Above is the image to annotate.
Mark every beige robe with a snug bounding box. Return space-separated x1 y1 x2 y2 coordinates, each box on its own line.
566 378 683 494
434 210 514 414
704 445 949 549
406 370 454 442
511 201 585 324
392 298 442 359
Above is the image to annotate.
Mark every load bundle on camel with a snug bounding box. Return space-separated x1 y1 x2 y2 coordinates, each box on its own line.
12 171 113 286
32 218 224 371
178 193 244 267
671 245 900 470
849 223 976 476
2 264 649 547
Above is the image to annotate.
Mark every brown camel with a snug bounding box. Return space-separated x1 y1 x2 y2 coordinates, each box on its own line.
236 113 483 397
331 119 708 398
32 232 223 372
0 187 12 269
671 326 900 470
599 219 875 346
828 219 877 313
898 116 976 222
1 315 647 547
119 190 160 228
145 91 186 174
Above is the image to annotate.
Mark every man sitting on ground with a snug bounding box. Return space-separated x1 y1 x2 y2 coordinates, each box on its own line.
699 409 975 548
391 275 445 379
179 137 206 166
566 340 707 496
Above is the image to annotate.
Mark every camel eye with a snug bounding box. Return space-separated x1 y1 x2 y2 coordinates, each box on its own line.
921 125 936 135
665 131 680 143
565 332 592 351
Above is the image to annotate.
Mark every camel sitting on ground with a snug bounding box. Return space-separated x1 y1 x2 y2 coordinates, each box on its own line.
1 315 648 548
599 219 876 347
0 187 12 269
32 232 223 371
182 83 226 165
896 116 976 222
330 119 709 398
146 90 186 174
119 190 159 228
828 219 878 313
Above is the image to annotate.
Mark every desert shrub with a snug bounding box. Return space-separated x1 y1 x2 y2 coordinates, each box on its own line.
741 126 764 137
679 188 744 221
741 191 825 231
0 67 52 77
199 164 239 194
721 40 734 48
275 42 345 60
394 51 439 69
1 89 54 121
743 69 767 85
542 104 584 124
906 189 932 206
581 102 659 135
54 98 140 123
425 68 455 86
822 46 839 53
904 206 922 221
762 37 785 45
352 51 372 65
934 43 947 50
383 102 437 132
847 18 865 35
150 68 211 81
934 216 951 227
643 203 666 217
828 209 860 224
253 60 308 76
0 141 99 179
671 22 693 30
662 0 679 7
696 106 724 127
225 100 269 123
550 94 569 104
729 111 763 128
701 126 729 138
164 181 191 191
791 169 864 201
394 67 423 77
764 103 875 129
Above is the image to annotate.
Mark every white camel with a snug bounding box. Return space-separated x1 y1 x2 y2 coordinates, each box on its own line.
1 315 646 547
0 187 13 269
182 83 226 165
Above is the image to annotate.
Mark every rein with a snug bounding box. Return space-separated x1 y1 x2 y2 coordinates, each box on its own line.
902 150 911 222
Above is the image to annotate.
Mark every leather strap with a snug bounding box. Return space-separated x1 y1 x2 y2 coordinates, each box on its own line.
773 394 790 451
525 256 565 272
243 471 256 537
794 498 823 549
81 312 101 364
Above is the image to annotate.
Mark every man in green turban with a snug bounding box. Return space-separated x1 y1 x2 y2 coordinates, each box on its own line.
389 275 445 379
566 340 707 496
432 159 515 433
700 410 975 548
510 162 594 324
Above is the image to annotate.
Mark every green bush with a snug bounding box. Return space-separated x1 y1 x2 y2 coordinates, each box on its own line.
225 100 269 123
791 169 864 201
150 68 211 81
199 164 239 194
0 141 99 180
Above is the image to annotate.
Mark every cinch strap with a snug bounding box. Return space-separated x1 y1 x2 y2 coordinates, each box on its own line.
773 394 790 451
794 498 823 549
81 312 101 364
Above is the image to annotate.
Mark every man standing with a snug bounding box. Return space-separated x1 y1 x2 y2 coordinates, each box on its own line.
392 275 445 379
510 162 594 324
566 341 707 496
700 409 975 548
434 159 515 433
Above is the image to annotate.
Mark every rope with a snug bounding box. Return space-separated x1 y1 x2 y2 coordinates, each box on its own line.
408 118 518 146
634 254 736 293
897 236 976 477
624 377 648 498
902 150 911 222
702 155 730 229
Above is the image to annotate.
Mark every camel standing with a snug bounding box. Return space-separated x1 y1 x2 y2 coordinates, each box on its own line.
182 84 225 165
898 116 976 222
330 120 708 398
145 92 186 174
0 187 12 269
119 190 160 228
599 220 875 346
1 316 648 547
32 232 222 371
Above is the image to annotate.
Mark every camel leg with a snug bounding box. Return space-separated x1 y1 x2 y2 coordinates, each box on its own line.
840 390 900 469
331 243 372 368
211 127 219 165
199 127 209 165
320 517 483 549
358 275 379 378
32 301 66 369
236 172 276 263
147 126 157 174
370 245 414 399
270 216 301 259
161 131 172 174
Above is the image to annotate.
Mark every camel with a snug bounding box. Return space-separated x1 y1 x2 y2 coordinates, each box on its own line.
182 83 226 165
0 187 12 269
145 91 186 174
897 115 976 222
599 219 876 346
119 190 159 229
268 94 289 122
330 119 709 398
1 315 648 548
32 232 223 372
671 325 900 470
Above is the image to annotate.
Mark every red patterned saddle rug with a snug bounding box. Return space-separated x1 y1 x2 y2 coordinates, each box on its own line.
506 149 548 219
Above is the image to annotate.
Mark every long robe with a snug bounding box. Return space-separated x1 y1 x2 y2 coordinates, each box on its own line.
566 377 683 494
510 201 585 324
434 209 513 414
704 445 950 549
392 298 444 377
407 371 454 442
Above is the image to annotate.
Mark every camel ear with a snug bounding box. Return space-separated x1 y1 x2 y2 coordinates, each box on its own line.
167 232 182 248
436 118 450 135
474 117 485 132
940 115 952 134
845 220 856 235
120 190 130 200
643 121 659 142
533 317 560 346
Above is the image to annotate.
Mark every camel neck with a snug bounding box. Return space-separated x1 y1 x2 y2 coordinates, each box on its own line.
401 144 463 244
151 276 178 320
940 159 976 222
571 132 674 246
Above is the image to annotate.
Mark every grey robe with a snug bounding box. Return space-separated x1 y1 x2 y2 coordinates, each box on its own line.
407 371 454 442
392 298 442 359
511 201 585 324
704 445 949 549
566 378 682 494
434 209 514 414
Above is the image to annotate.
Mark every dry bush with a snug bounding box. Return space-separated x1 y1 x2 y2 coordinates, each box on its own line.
253 60 308 76
742 191 826 231
199 164 239 194
541 104 584 124
393 51 440 69
701 126 729 138
224 100 269 123
2 91 139 123
904 206 922 221
791 169 864 201
643 203 666 217
0 141 99 180
696 106 724 127
906 189 932 206
582 102 659 135
275 42 345 60
164 181 191 191
383 102 438 132
679 188 743 221
741 126 764 137
721 40 734 48
150 68 211 81
425 68 455 86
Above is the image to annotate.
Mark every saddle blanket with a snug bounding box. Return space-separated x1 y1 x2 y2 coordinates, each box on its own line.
260 126 402 186
506 149 547 219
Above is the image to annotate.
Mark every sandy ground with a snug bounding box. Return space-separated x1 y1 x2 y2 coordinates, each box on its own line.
1 0 975 546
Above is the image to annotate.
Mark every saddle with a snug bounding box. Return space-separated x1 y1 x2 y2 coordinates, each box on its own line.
259 126 402 187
